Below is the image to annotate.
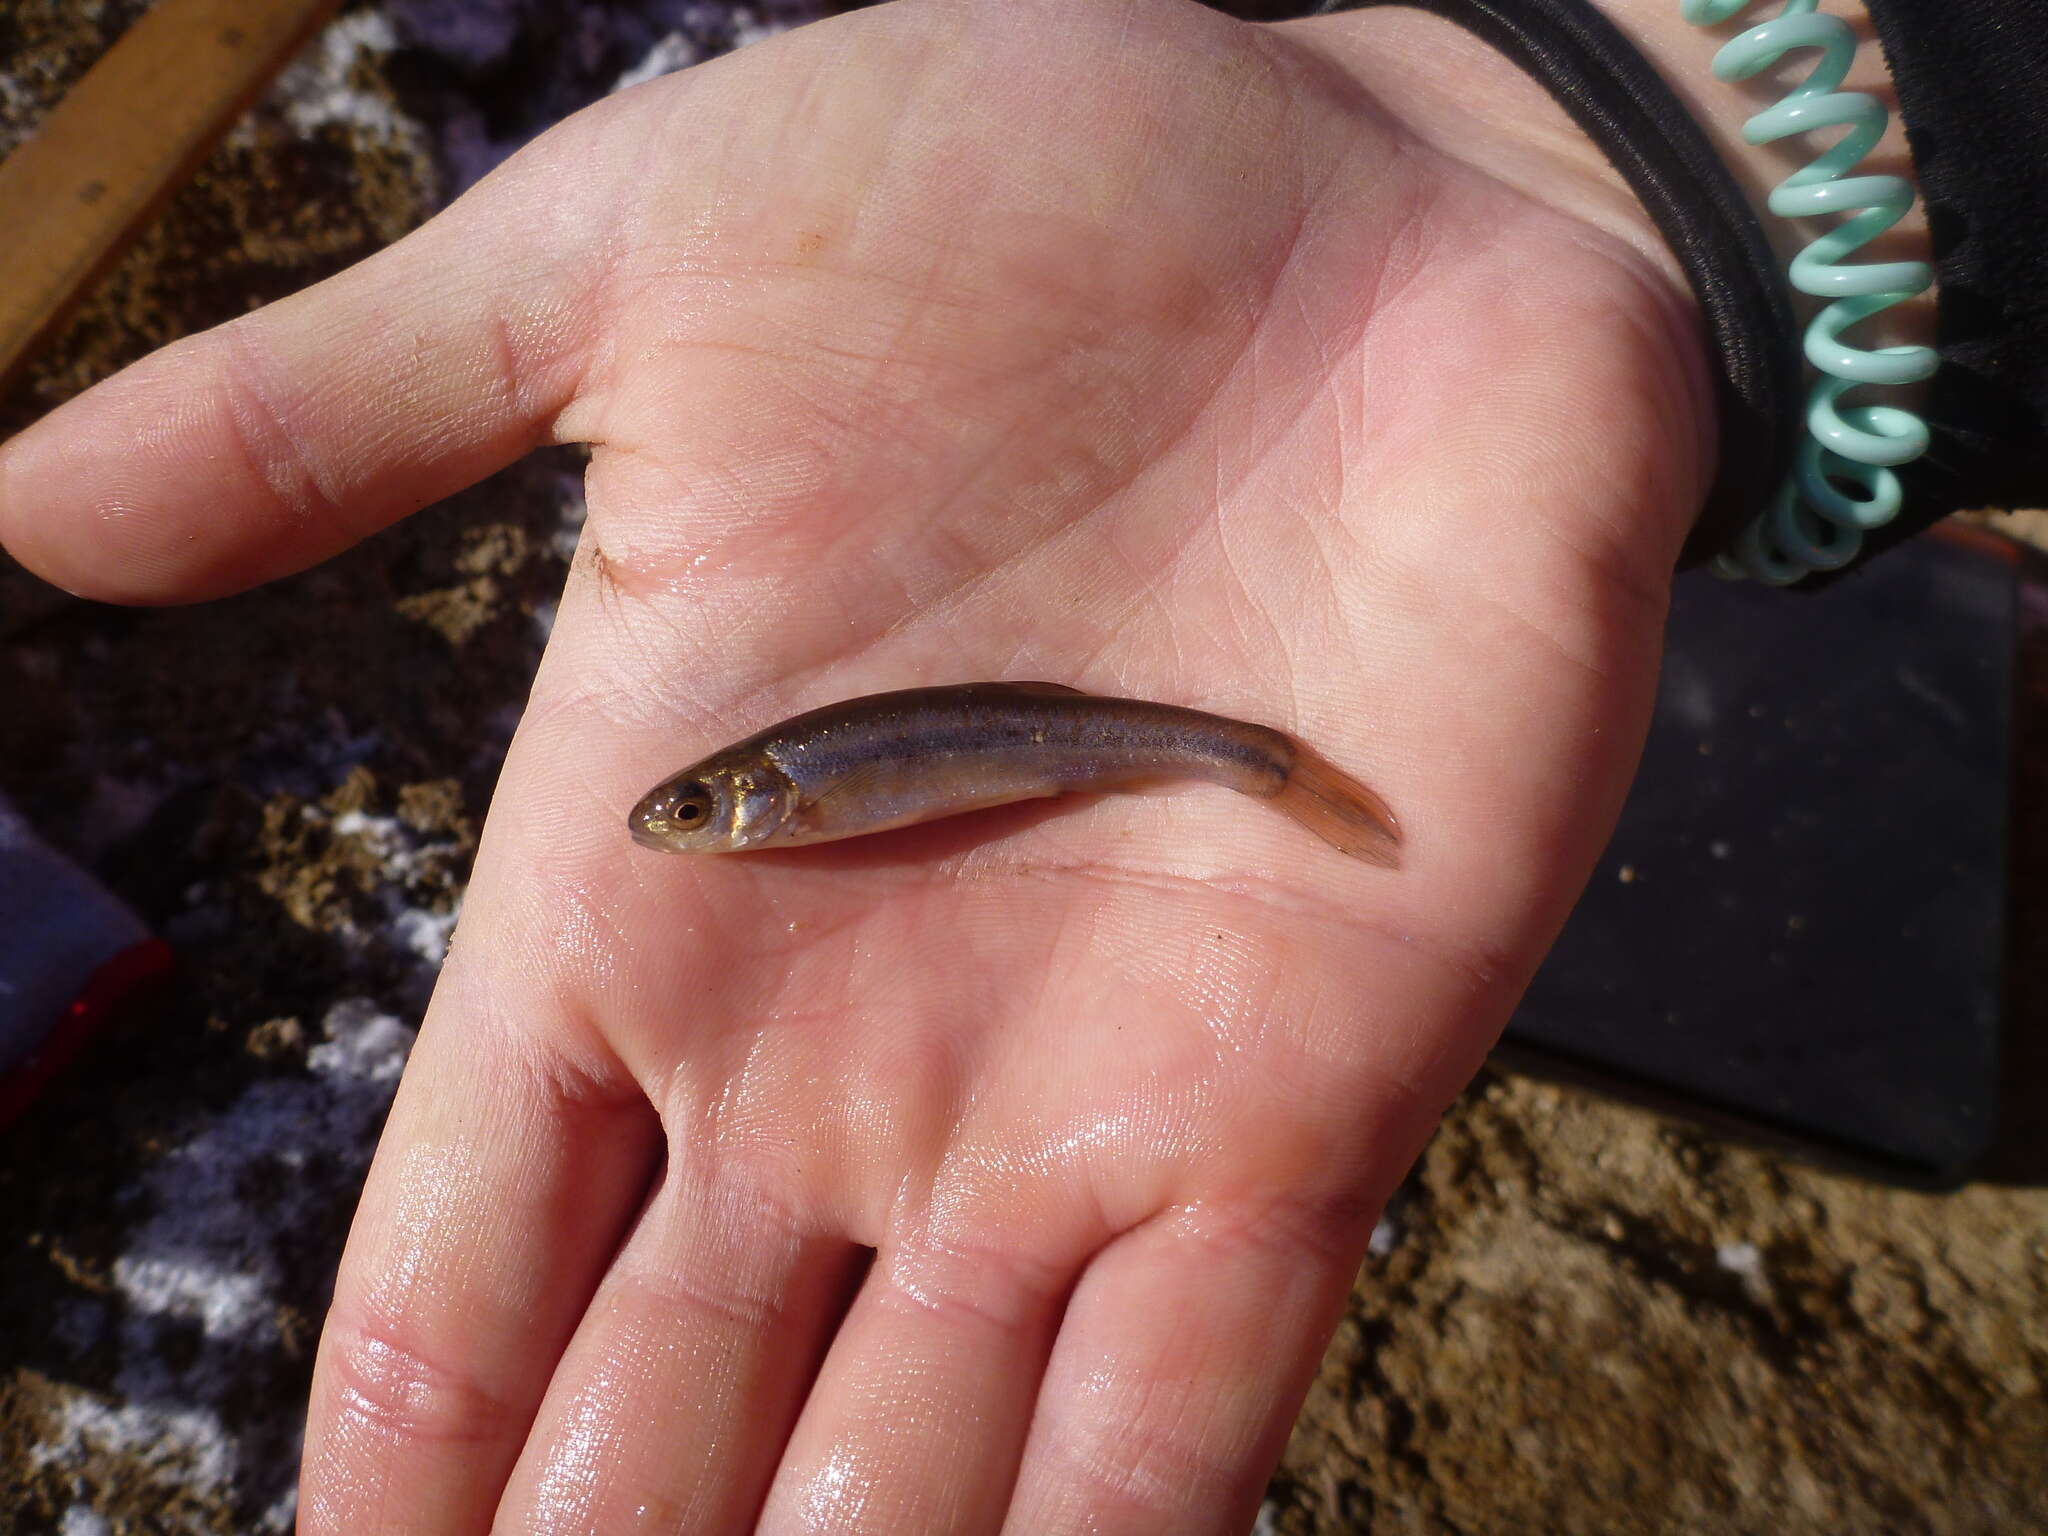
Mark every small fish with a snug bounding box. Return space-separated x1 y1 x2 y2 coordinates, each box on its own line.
629 682 1399 866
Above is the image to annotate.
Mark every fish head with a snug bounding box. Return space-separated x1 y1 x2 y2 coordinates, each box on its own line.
630 759 794 852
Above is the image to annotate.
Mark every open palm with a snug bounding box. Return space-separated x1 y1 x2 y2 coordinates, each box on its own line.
1 0 1713 1529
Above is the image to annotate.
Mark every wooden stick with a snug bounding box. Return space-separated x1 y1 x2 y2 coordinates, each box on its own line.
0 0 340 388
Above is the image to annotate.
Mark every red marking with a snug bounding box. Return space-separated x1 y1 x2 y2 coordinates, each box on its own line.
0 938 174 1130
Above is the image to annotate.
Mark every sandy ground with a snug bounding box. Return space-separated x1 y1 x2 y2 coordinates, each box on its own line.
2 2 2043 1530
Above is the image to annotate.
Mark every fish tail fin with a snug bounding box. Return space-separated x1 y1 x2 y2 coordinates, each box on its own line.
1273 742 1401 869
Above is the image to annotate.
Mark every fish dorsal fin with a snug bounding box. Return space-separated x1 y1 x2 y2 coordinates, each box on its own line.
962 680 1089 697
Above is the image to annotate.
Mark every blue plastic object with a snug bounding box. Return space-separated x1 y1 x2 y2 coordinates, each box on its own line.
0 791 169 1126
1681 0 1937 584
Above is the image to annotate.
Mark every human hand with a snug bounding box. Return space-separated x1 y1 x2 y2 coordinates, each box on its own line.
0 0 1712 1528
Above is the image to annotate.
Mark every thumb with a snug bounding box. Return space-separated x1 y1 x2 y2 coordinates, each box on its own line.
0 131 611 605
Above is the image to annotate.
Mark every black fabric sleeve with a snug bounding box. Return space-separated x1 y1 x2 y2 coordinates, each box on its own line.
1857 0 2048 559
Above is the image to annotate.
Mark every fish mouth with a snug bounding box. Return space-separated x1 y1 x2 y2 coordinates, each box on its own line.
630 816 680 851
630 788 704 849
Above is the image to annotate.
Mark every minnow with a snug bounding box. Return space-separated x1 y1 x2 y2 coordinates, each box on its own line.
629 682 1399 867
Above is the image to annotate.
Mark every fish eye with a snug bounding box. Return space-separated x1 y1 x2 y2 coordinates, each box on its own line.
671 782 712 826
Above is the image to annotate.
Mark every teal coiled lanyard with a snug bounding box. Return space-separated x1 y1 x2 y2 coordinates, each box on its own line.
1682 0 1939 585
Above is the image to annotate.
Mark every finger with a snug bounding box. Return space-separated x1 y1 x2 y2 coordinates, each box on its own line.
755 1226 1078 1534
1001 1202 1367 1536
493 1165 860 1533
299 967 658 1534
0 100 625 605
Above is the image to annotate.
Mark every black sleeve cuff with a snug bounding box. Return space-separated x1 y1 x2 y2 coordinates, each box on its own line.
1857 0 2048 562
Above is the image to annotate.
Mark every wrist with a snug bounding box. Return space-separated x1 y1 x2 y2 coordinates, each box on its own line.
1298 0 1928 321
1593 0 1935 373
1292 0 1938 576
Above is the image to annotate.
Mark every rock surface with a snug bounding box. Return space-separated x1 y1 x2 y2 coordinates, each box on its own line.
2 3 2044 1530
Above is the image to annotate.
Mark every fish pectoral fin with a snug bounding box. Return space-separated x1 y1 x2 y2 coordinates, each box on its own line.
805 756 893 809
